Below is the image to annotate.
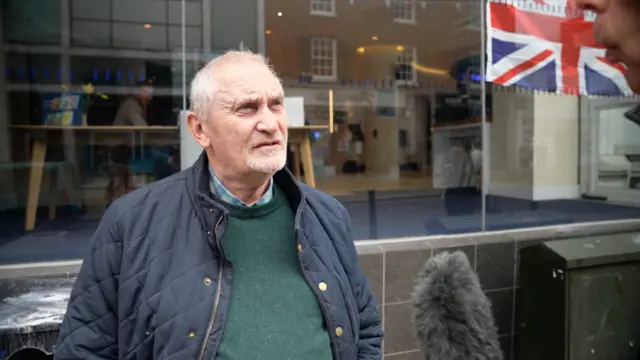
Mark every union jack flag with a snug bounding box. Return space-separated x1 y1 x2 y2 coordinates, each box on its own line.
486 0 632 96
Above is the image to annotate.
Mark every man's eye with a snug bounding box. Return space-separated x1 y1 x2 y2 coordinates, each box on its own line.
270 100 283 107
238 103 255 111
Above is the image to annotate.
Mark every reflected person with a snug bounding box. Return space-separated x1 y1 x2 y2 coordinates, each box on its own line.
54 50 383 360
113 80 154 126
105 82 155 204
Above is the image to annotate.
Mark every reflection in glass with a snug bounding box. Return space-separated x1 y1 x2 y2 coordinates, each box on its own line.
0 0 184 264
266 0 484 239
586 98 640 199
3 0 61 45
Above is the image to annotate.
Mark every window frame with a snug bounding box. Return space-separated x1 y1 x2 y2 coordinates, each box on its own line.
395 45 417 86
393 0 416 24
310 0 336 17
310 37 337 83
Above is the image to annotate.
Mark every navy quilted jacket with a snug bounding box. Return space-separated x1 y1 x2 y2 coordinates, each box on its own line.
53 151 383 360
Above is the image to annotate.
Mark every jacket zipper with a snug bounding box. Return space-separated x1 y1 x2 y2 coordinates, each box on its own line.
197 215 225 360
295 227 341 360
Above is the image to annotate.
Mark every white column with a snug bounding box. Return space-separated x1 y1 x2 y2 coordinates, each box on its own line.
531 93 580 200
488 88 535 200
488 89 580 201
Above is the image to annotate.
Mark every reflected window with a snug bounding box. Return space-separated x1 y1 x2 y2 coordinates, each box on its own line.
2 0 61 45
591 99 640 192
69 0 202 51
264 0 489 239
394 0 416 23
395 45 417 85
210 0 258 52
311 0 336 16
311 38 337 82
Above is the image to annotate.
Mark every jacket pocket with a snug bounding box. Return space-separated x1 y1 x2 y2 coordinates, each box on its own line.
333 271 359 343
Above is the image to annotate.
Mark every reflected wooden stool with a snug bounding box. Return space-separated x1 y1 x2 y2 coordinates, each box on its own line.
288 126 329 188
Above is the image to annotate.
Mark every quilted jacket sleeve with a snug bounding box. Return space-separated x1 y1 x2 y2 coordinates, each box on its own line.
54 205 123 359
338 205 384 359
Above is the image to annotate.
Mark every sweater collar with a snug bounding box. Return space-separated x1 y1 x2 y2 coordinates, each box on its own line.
208 164 274 207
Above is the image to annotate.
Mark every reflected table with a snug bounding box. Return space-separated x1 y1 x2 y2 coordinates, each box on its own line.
9 125 179 231
9 125 327 231
288 125 328 188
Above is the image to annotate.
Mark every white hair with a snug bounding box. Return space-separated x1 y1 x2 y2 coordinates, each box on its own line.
188 49 278 121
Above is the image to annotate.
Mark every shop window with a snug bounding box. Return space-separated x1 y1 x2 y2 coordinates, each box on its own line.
310 37 337 82
394 0 416 24
311 0 336 16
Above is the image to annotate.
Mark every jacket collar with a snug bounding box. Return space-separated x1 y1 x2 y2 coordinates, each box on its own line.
187 150 305 221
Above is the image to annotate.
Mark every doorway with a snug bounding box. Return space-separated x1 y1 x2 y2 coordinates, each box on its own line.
582 96 640 203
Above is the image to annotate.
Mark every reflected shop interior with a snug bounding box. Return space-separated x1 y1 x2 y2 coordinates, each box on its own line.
1 0 640 267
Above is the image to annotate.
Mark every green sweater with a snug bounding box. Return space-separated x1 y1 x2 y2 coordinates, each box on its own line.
215 185 333 360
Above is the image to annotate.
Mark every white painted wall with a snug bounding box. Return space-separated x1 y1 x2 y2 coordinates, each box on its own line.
489 88 580 201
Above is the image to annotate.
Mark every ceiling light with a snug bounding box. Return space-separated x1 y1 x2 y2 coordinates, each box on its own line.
372 36 378 41
144 24 152 29
396 45 405 52
265 30 272 35
277 11 283 16
357 47 365 55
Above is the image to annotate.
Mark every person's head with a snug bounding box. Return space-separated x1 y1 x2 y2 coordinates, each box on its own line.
187 50 287 183
135 81 155 105
577 0 640 93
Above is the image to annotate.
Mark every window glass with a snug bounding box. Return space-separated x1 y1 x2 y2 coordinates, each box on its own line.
3 0 61 45
0 0 186 265
265 0 484 239
69 0 203 51
2 0 638 265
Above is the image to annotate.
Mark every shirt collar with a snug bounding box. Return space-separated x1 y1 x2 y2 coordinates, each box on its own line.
208 164 273 207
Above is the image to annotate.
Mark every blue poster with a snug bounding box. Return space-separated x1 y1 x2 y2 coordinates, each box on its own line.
41 93 84 126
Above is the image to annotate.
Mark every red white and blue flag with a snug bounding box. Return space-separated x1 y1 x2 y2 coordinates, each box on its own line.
486 0 632 96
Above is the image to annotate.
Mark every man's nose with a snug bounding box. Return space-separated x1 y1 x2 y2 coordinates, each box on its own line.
256 108 279 134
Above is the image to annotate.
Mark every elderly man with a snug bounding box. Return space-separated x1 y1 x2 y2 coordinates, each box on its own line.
577 0 640 93
53 50 382 360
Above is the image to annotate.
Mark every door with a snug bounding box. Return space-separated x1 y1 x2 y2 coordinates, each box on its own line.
582 96 640 203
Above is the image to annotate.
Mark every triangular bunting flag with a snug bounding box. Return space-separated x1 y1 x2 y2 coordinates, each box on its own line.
383 0 391 9
349 0 354 4
420 1 427 10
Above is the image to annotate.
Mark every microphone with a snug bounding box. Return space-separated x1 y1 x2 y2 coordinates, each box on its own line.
412 250 503 360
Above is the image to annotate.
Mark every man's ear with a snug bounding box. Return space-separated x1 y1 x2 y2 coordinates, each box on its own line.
186 111 211 148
